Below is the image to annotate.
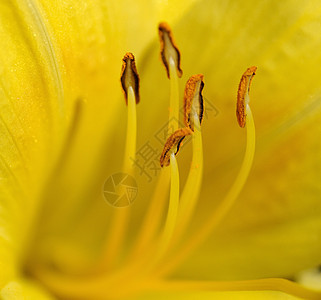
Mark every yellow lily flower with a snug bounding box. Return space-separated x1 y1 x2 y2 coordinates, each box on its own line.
1 0 321 299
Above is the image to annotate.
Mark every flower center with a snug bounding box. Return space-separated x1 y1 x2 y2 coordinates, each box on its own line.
28 22 321 300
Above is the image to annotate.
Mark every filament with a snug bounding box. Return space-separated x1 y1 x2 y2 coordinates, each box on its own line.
157 152 180 259
123 86 137 172
157 105 256 276
175 113 203 241
99 86 137 270
128 167 170 260
169 58 179 131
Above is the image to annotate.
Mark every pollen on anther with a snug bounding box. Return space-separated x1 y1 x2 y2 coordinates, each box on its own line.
184 74 205 131
120 52 140 105
236 66 257 128
158 22 183 79
160 127 192 167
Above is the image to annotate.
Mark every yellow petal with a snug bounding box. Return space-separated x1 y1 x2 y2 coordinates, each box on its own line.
135 279 321 300
1 280 55 300
0 0 68 286
138 290 300 300
2 0 321 297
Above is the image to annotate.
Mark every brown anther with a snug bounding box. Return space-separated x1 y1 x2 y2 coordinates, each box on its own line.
236 66 257 128
160 127 192 167
158 22 183 79
184 74 205 131
120 52 140 105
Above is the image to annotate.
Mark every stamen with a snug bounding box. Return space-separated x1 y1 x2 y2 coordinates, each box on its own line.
160 127 192 167
236 66 257 128
158 22 182 130
147 127 191 266
156 67 257 277
184 74 204 131
158 22 182 79
121 52 140 105
99 54 140 270
175 76 205 240
127 26 185 263
125 25 185 268
123 85 137 172
121 52 140 172
122 26 185 271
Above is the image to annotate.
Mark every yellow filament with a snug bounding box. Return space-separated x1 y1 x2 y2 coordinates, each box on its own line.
169 57 179 131
175 113 203 239
208 105 255 229
128 167 170 260
124 86 137 173
99 86 137 270
157 152 180 259
157 105 256 276
141 152 181 272
105 153 180 278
